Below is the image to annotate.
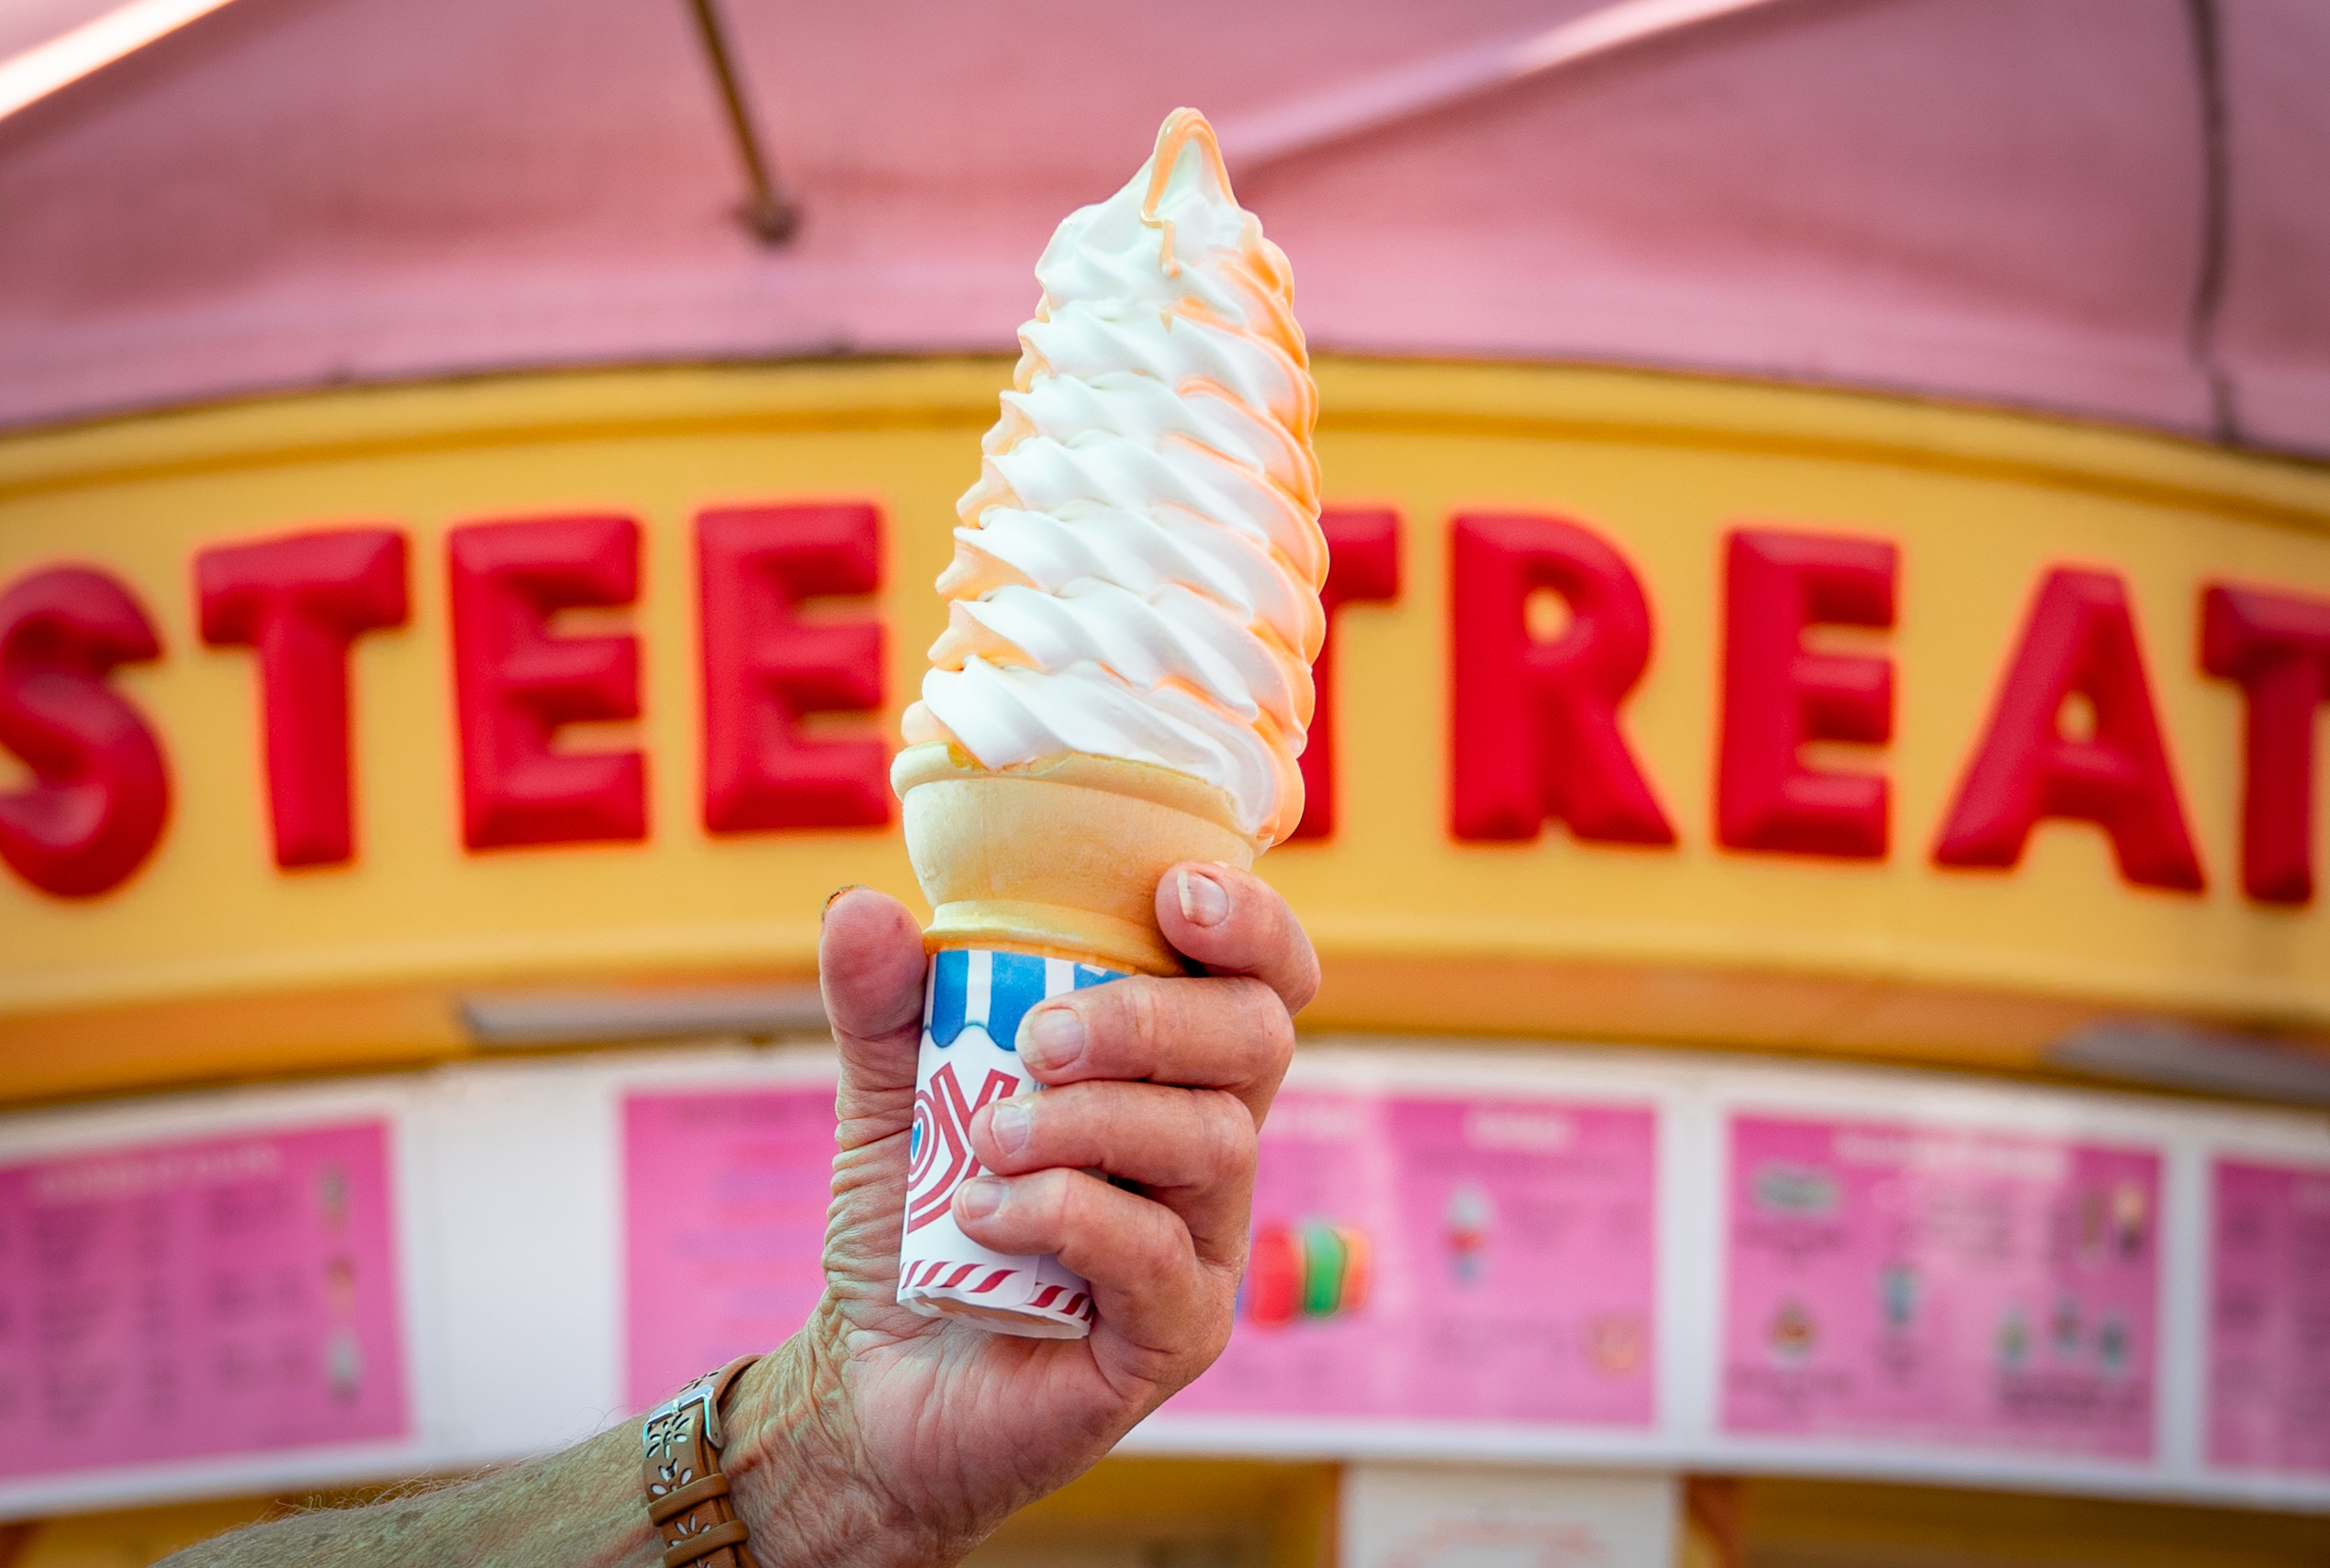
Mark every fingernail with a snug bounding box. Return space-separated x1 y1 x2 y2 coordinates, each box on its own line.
1178 868 1230 927
821 885 866 925
1018 1006 1087 1072
989 1098 1034 1156
956 1176 1005 1221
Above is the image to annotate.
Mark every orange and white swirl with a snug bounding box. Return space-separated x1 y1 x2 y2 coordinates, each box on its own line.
901 108 1325 846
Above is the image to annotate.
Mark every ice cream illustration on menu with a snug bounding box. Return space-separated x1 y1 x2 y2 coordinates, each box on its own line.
1444 1182 1494 1282
891 107 1325 1337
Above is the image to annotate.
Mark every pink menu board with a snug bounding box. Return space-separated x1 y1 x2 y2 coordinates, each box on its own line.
623 1087 836 1412
2209 1157 2330 1474
1170 1089 1657 1426
0 1121 407 1481
1723 1114 2159 1459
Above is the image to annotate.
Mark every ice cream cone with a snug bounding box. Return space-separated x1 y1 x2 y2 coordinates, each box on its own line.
894 741 1260 977
890 106 1319 1340
890 743 1260 1339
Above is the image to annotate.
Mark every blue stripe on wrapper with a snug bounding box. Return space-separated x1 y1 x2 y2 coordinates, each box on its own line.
985 952 1049 1054
927 949 969 1047
925 949 1126 1050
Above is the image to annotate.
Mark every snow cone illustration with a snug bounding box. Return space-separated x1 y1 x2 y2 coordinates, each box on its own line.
1445 1182 1495 1282
1243 1220 1372 1328
892 107 1325 1338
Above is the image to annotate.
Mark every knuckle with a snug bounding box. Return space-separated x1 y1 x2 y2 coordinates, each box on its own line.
1020 1082 1087 1162
1008 1168 1072 1239
1137 1204 1193 1278
1140 1085 1231 1187
1122 978 1165 1057
1078 1091 1134 1168
1286 967 1321 1017
1249 984 1296 1069
1054 1166 1097 1223
1197 1310 1235 1368
1197 1090 1253 1174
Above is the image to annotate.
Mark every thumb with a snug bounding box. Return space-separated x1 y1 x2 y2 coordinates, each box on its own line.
818 887 928 1147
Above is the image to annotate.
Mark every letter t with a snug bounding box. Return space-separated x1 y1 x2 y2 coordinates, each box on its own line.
1289 508 1400 841
197 528 409 868
2202 580 2330 905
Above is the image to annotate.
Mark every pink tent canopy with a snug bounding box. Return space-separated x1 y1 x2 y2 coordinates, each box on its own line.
3 0 2324 453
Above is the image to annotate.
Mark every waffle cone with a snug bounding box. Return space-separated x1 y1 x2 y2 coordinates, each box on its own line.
893 742 1260 976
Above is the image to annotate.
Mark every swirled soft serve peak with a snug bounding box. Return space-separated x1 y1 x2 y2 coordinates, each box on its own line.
897 106 1325 887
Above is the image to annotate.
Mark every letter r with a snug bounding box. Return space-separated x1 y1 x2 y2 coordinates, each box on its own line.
1449 512 1676 846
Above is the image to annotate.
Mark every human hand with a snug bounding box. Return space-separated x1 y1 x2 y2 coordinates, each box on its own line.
723 864 1316 1568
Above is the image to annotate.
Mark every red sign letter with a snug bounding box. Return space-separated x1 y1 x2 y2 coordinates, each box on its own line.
1933 567 2203 890
2201 580 2330 905
1450 513 1676 846
1290 507 1401 841
197 528 409 868
698 504 888 832
0 566 170 898
448 516 645 850
1718 529 1897 859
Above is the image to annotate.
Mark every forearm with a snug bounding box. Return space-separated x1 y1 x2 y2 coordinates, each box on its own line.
156 1336 929 1568
159 1422 655 1568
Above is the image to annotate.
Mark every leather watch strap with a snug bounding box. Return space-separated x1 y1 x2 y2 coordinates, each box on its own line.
642 1354 760 1568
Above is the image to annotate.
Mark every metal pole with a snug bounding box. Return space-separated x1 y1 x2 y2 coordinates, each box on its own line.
687 0 799 245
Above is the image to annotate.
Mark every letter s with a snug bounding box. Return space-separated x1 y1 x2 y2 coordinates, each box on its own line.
0 566 171 898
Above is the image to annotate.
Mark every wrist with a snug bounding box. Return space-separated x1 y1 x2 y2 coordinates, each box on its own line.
720 1318 940 1568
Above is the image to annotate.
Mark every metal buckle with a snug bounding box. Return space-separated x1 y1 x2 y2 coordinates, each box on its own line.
644 1372 723 1456
686 1376 723 1451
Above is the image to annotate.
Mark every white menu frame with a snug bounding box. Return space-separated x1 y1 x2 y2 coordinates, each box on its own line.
1 1036 2325 1519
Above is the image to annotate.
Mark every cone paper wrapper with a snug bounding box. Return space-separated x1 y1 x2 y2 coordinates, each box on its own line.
899 947 1126 1338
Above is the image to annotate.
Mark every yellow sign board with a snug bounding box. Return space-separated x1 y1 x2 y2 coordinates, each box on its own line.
2 358 2325 1100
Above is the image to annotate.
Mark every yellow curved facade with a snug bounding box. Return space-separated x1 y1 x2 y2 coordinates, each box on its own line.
2 357 2327 1102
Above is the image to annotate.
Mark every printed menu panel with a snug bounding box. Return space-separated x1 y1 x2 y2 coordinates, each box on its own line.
1723 1114 2158 1459
624 1088 836 1412
2209 1157 2330 1474
0 1121 407 1481
1171 1090 1658 1426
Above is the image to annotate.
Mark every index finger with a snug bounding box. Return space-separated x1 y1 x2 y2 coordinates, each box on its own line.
1016 973 1294 1125
1155 862 1319 1015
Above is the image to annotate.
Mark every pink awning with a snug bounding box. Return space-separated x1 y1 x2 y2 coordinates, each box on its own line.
2 0 2323 454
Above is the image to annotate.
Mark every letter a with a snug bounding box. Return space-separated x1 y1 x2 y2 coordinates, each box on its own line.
1933 567 2203 890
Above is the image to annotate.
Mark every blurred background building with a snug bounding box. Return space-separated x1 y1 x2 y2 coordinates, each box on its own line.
3 0 2329 1563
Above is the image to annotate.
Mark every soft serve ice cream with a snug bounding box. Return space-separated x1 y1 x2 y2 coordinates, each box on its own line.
900 107 1326 846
